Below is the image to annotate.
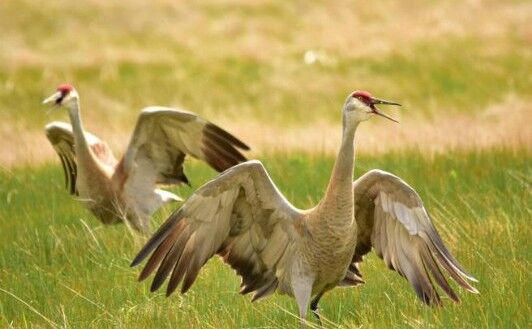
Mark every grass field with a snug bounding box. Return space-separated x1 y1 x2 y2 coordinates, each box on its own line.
0 150 530 328
1 0 530 166
0 0 531 328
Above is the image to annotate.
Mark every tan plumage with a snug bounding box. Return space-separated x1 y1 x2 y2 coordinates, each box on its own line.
132 91 477 326
133 160 302 297
45 122 117 195
43 85 249 232
349 169 477 305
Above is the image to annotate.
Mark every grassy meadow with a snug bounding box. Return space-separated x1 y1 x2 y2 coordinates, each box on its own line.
1 151 530 328
0 0 531 328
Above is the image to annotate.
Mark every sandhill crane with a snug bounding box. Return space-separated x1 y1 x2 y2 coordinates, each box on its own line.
131 91 478 326
42 84 249 232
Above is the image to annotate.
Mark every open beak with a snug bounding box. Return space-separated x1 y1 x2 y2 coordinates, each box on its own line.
42 91 63 106
371 97 401 123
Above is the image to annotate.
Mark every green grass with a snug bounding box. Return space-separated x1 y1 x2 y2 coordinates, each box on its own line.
0 149 530 328
2 36 529 130
0 1 530 327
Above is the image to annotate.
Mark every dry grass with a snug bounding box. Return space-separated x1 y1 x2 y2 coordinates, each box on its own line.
229 95 532 155
1 0 529 67
0 1 530 165
1 1 530 161
2 96 530 168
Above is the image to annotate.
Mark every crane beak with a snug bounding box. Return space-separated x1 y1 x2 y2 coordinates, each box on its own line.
42 91 63 106
370 97 401 123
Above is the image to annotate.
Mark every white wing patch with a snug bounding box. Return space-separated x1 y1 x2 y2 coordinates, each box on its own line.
378 191 422 235
351 170 477 306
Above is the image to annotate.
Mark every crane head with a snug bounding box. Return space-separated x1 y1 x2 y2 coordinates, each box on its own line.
344 90 401 123
42 83 79 108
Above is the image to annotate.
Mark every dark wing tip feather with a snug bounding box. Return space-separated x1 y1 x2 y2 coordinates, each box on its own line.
416 227 479 299
58 155 69 190
56 150 77 195
201 126 249 172
411 268 442 306
180 256 202 294
420 246 461 303
131 237 162 268
409 229 478 304
166 287 176 297
148 266 171 291
205 123 250 151
130 211 182 267
202 147 231 172
150 278 164 292
67 157 77 195
203 129 248 161
138 223 185 282
431 244 479 294
165 272 182 296
426 227 478 282
150 226 192 293
165 252 189 296
203 134 247 166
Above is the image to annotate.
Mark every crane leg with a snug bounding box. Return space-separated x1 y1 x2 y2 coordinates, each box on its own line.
292 275 314 328
310 291 324 327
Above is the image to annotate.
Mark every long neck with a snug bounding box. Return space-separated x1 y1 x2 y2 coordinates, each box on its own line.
67 100 92 161
321 117 358 214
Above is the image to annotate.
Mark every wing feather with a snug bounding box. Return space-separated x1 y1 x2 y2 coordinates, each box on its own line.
131 160 302 300
151 225 193 292
45 122 117 195
138 222 183 281
348 169 477 305
121 107 249 207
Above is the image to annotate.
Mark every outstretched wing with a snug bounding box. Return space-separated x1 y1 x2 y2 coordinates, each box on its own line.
131 160 303 301
348 169 477 305
45 121 117 195
120 107 250 204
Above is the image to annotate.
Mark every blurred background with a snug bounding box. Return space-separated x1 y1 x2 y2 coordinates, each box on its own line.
0 1 530 328
1 0 530 166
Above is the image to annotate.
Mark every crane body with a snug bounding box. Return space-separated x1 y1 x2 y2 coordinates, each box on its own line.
132 90 478 326
43 84 250 232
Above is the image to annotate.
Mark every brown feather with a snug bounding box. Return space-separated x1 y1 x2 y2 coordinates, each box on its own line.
139 222 184 281
181 253 203 293
202 133 247 165
430 243 477 293
131 212 182 267
166 236 197 296
420 244 460 303
201 147 231 172
150 227 192 292
204 123 250 151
